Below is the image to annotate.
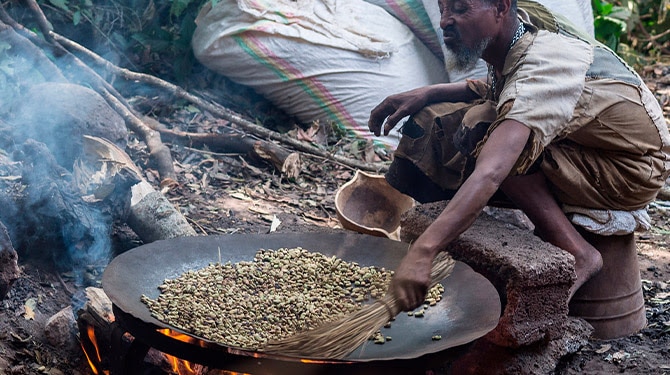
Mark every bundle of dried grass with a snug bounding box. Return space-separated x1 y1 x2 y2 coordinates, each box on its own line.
262 252 456 359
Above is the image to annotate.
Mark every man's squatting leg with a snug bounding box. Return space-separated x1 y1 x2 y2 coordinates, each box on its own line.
500 171 603 300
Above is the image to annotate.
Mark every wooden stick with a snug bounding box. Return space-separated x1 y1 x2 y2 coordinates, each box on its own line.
143 117 302 179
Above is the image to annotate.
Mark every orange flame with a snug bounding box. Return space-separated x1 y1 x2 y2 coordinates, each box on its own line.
81 326 110 375
157 329 205 374
164 353 198 375
157 328 208 348
155 328 332 373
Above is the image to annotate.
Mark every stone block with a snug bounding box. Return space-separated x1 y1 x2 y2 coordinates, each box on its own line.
450 317 593 375
400 201 576 347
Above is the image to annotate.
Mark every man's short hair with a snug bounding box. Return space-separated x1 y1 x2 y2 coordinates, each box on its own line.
481 0 518 11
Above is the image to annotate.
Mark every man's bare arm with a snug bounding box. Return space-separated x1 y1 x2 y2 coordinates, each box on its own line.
390 119 531 310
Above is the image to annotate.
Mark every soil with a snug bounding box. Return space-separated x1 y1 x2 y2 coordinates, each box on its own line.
0 66 669 375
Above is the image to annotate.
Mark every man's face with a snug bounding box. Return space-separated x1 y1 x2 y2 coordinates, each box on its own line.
439 0 497 70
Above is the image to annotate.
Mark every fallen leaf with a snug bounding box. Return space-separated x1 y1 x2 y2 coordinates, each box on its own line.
611 350 630 362
230 192 252 201
269 215 281 232
595 344 611 354
24 298 37 320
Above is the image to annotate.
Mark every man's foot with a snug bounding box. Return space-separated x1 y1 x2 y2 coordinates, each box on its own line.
569 246 603 301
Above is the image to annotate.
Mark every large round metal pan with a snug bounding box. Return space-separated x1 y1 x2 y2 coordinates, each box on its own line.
102 232 500 362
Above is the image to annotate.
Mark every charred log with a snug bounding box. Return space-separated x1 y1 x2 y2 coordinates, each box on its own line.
0 221 20 300
128 181 198 243
8 140 123 273
77 135 197 244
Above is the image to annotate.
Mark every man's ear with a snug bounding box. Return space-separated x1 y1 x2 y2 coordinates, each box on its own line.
496 0 512 16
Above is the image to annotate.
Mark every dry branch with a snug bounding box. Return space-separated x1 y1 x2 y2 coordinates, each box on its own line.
143 117 302 179
21 0 56 44
97 90 178 185
50 32 391 174
0 21 67 82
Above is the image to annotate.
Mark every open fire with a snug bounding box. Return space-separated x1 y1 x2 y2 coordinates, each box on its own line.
82 326 110 375
76 295 475 375
158 329 202 375
88 233 501 375
79 316 267 374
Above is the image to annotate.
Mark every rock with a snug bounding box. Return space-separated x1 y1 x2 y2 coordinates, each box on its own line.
44 306 77 349
450 318 593 375
400 202 593 373
400 201 577 348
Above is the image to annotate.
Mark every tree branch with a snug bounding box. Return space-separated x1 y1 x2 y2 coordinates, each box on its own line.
50 31 390 174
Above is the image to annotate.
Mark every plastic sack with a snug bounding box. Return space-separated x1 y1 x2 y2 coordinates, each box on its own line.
192 0 449 148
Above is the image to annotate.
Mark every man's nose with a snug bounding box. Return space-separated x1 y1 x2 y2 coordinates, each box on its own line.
439 11 454 29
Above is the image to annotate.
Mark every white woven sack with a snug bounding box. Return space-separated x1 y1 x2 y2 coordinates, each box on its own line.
192 0 448 148
362 0 444 61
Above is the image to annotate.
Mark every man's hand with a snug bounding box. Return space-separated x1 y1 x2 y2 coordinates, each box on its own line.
389 246 434 311
368 87 431 137
368 81 479 137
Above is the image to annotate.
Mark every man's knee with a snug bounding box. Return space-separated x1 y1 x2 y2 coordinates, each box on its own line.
385 157 456 204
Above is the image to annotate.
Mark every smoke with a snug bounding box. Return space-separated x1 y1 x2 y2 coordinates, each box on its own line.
0 45 130 285
3 139 115 284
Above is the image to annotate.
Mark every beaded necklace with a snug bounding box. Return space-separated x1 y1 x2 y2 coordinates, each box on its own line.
489 21 526 97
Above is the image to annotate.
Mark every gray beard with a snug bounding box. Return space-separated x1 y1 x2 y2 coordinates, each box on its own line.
445 37 491 72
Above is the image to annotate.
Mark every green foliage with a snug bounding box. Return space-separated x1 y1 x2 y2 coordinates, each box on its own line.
47 0 94 26
592 0 630 51
592 0 670 63
35 0 212 83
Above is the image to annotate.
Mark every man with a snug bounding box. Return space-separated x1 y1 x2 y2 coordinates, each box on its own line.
368 0 670 311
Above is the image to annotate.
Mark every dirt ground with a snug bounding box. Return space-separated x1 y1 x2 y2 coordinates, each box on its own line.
0 66 669 374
